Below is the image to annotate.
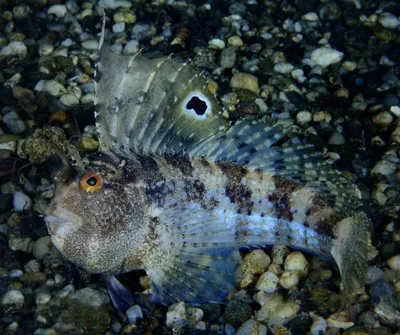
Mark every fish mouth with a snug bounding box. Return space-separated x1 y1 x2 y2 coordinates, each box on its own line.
44 206 83 237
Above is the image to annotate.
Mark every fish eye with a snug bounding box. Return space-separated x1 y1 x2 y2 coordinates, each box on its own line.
80 172 103 192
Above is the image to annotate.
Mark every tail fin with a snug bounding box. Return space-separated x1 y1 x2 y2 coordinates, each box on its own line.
331 212 369 292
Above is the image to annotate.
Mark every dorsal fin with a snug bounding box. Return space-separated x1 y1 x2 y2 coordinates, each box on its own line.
94 45 363 216
95 44 230 156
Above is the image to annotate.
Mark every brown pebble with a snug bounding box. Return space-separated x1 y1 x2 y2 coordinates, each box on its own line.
50 110 69 124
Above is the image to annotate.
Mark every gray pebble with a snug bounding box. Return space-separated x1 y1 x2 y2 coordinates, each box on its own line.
220 47 236 69
68 287 110 307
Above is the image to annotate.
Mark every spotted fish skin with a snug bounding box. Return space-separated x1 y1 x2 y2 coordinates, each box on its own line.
45 38 370 305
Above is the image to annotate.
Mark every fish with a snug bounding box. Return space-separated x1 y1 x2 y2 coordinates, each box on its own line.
44 35 370 306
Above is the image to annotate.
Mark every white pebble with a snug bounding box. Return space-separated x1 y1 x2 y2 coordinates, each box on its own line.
378 12 400 29
273 62 294 74
13 191 32 211
166 301 187 328
98 0 132 9
9 269 23 278
60 94 79 106
123 40 139 55
34 80 67 96
2 290 24 306
81 40 99 50
112 22 126 33
0 41 27 58
310 47 344 67
311 316 327 335
38 43 54 56
279 271 301 289
390 106 400 117
342 60 357 71
81 93 95 104
36 292 51 305
255 271 279 293
126 305 143 324
371 160 397 176
61 38 73 47
274 301 300 321
372 111 393 126
236 318 267 335
302 12 319 21
291 68 306 83
284 252 308 275
48 5 67 18
3 111 26 134
296 111 312 124
33 236 53 260
208 38 226 50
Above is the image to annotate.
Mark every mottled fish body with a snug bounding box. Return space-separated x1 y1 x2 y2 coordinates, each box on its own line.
45 35 369 305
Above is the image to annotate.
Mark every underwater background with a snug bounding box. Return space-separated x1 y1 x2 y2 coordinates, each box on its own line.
0 0 400 334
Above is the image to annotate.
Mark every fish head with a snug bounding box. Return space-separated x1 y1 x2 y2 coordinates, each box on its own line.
45 152 149 274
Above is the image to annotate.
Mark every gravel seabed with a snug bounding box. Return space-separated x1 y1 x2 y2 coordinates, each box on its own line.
0 0 400 334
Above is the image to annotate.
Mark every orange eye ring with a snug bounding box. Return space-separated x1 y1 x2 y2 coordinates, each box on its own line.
80 172 103 192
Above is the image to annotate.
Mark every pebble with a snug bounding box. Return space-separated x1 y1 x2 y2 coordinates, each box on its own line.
236 318 267 335
378 12 400 29
313 111 332 123
274 62 294 74
272 245 289 265
3 111 26 134
291 69 307 83
114 9 136 24
310 47 344 67
302 12 319 21
68 288 110 307
33 236 53 260
372 112 393 127
60 94 79 106
81 40 99 50
112 22 126 33
223 300 253 328
126 305 143 324
48 5 67 18
279 271 301 289
296 111 312 124
220 47 237 69
387 254 400 270
255 271 279 293
228 36 244 47
240 250 271 287
166 301 188 328
35 80 67 96
208 38 225 50
230 73 260 95
123 40 139 55
13 191 32 211
36 291 51 305
342 60 357 71
326 311 354 329
0 41 28 58
328 131 346 145
1 290 25 307
310 316 327 335
284 252 308 275
24 259 41 272
98 0 132 9
38 42 54 56
371 159 397 176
